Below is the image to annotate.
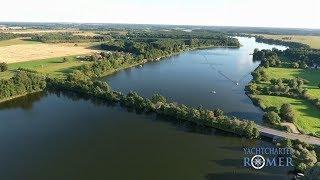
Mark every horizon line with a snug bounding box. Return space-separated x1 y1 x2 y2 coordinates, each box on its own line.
0 21 320 31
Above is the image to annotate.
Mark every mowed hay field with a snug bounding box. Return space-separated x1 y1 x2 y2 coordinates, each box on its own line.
0 43 93 64
260 34 320 49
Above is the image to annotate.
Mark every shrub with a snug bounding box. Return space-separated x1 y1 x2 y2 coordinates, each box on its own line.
62 57 69 63
265 106 279 113
280 104 296 122
263 111 281 125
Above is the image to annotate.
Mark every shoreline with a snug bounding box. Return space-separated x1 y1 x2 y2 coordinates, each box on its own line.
0 90 43 104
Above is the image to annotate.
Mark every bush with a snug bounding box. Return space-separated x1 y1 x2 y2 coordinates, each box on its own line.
280 104 296 122
0 62 8 72
62 57 69 63
280 104 295 122
263 111 281 125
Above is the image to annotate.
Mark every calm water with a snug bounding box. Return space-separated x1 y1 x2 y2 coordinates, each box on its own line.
0 37 289 180
103 37 287 121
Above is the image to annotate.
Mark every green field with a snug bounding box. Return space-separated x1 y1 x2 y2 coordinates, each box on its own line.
0 55 90 79
264 67 320 99
254 67 320 135
253 95 320 135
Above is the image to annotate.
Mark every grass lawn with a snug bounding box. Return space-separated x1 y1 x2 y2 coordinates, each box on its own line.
264 67 320 99
258 34 320 49
253 95 320 135
1 55 91 79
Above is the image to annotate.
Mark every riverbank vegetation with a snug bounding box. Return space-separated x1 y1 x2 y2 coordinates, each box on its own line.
0 31 261 139
47 73 260 139
247 48 320 136
0 71 46 102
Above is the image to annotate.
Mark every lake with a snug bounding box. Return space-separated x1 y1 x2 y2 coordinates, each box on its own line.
103 37 287 121
0 37 289 180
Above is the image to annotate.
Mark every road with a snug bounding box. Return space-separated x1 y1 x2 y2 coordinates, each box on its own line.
257 125 320 145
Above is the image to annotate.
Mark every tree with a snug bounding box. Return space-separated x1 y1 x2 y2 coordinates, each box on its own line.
280 104 295 122
0 62 8 72
213 109 224 117
263 111 281 125
151 93 166 104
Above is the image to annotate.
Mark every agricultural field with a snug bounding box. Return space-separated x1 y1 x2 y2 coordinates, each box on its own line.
258 34 320 49
0 43 93 63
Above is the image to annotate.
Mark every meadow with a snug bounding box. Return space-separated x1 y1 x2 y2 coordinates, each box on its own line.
0 55 91 79
254 67 320 135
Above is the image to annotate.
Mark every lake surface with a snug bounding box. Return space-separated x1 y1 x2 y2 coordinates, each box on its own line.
0 37 289 180
103 37 287 121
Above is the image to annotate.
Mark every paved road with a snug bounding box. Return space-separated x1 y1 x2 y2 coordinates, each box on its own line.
257 125 320 146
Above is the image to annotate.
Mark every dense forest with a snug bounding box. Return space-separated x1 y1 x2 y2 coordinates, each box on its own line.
100 31 240 59
253 48 320 66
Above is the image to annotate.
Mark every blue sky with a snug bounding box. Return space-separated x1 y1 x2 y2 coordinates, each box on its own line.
1 0 319 29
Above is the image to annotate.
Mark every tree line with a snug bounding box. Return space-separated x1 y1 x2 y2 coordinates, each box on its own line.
30 32 110 43
253 48 320 67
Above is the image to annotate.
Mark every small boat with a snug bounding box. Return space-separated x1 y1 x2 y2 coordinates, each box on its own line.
296 173 304 177
211 90 216 94
236 82 239 85
139 65 143 68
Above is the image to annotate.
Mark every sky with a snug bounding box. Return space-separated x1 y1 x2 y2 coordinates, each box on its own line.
1 0 319 29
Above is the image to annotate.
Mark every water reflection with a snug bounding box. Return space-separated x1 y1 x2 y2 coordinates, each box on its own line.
0 92 47 110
